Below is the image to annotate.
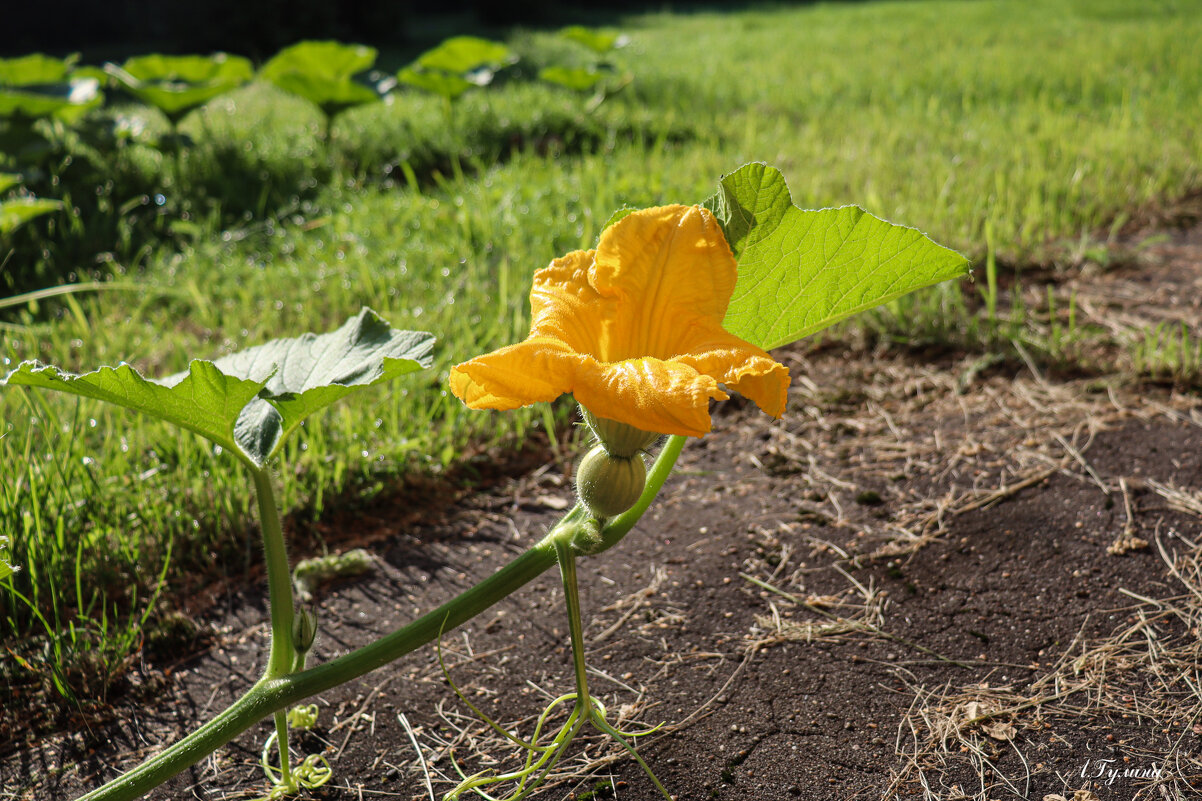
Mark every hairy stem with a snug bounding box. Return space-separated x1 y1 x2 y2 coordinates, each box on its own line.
252 467 296 785
554 539 590 705
253 467 295 681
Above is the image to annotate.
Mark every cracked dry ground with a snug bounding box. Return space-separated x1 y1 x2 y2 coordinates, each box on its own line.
7 222 1202 801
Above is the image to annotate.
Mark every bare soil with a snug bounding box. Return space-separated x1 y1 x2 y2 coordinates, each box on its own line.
5 223 1202 801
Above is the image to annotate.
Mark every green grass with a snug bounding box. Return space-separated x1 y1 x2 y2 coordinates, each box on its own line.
3 0 1202 705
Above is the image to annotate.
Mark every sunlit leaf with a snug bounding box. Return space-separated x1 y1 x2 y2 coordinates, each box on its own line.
705 163 971 350
538 66 605 92
398 36 515 102
260 41 381 119
191 308 435 464
0 173 19 194
0 53 79 84
0 53 102 123
559 26 627 54
2 360 270 467
396 67 475 101
105 53 253 124
0 197 62 235
413 36 515 73
2 309 435 468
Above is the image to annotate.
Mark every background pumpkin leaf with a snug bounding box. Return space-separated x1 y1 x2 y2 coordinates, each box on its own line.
559 26 627 54
105 53 253 125
260 41 381 120
398 36 514 101
395 67 474 101
412 36 514 74
538 66 606 92
0 53 101 123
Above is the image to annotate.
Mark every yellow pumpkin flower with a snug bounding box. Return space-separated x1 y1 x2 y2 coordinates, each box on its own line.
449 204 790 438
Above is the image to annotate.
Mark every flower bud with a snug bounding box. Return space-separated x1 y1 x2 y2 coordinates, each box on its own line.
292 607 318 655
581 407 660 458
575 444 646 518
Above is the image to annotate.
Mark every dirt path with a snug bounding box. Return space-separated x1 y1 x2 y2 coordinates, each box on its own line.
6 224 1202 801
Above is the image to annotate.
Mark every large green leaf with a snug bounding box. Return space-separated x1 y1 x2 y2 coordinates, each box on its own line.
106 53 253 124
2 309 435 468
0 173 20 194
0 53 102 123
538 66 605 92
413 36 515 74
396 67 475 101
704 163 970 350
260 41 381 119
0 53 75 85
398 36 514 101
559 26 627 54
0 79 101 122
192 308 434 464
2 360 270 467
0 197 62 235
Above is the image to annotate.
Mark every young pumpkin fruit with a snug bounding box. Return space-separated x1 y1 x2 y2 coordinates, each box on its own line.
575 444 646 518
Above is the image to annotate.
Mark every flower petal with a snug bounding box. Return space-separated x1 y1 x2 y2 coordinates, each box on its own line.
573 356 728 438
590 205 737 362
527 249 613 357
449 336 581 410
673 324 791 419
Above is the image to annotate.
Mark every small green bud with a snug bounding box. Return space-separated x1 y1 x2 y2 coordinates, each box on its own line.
292 607 318 655
581 407 659 458
575 444 646 518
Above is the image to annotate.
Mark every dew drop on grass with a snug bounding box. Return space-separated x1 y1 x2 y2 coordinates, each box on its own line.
154 194 166 206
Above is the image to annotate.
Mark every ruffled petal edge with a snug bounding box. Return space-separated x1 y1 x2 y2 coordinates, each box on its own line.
573 356 728 438
449 337 581 411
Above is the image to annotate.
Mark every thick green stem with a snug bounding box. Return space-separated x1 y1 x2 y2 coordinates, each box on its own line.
253 467 296 784
77 438 690 801
554 539 590 705
271 710 291 779
252 468 295 681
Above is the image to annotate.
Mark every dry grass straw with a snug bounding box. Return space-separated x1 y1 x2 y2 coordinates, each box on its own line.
763 352 1202 562
886 532 1202 801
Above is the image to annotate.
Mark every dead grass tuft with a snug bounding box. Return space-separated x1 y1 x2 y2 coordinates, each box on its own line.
887 532 1202 800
